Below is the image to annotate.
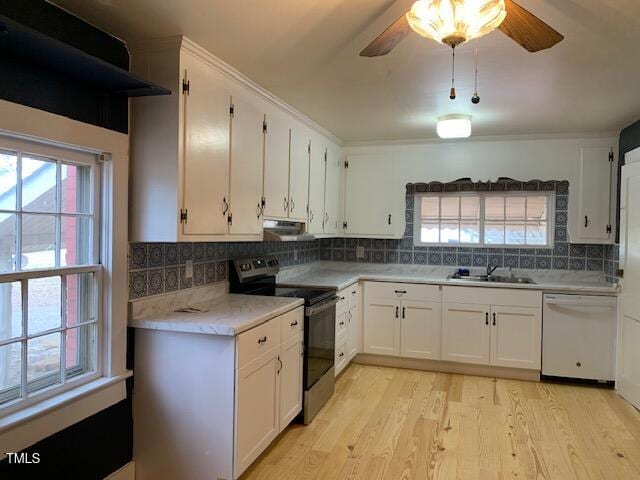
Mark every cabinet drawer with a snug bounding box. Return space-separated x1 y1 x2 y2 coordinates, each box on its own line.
336 290 349 312
237 317 281 369
348 284 359 308
335 342 347 376
336 327 347 349
280 306 304 342
336 309 348 337
364 282 441 302
442 286 541 308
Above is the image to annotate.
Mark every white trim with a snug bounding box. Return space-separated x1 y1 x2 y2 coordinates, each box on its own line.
344 131 620 148
0 99 129 446
0 372 131 459
128 36 342 146
625 146 640 165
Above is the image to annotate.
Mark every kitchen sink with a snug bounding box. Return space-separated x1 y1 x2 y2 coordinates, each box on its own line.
448 274 536 285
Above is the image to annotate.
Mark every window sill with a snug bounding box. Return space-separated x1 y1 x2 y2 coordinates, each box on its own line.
0 371 132 458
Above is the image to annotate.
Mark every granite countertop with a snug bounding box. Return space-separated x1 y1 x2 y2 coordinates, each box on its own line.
129 293 304 336
277 262 619 294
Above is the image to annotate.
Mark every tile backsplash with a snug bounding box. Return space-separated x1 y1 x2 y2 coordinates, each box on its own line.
129 179 619 300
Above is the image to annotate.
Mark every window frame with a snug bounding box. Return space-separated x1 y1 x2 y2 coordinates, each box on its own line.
0 137 103 416
413 191 556 249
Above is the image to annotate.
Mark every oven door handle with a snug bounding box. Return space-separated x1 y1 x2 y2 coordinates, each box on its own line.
305 296 340 316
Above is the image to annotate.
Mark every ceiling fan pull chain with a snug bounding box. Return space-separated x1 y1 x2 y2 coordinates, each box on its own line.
449 46 456 100
472 48 480 104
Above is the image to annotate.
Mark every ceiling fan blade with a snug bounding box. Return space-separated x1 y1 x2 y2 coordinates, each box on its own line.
360 12 411 57
498 0 564 52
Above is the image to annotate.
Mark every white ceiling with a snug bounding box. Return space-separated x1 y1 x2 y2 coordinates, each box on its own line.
52 0 640 143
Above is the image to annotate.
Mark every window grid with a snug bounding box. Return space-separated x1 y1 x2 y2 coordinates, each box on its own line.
0 141 101 414
414 192 554 248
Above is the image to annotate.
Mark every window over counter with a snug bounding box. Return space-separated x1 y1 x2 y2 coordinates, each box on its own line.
414 192 554 248
0 138 101 415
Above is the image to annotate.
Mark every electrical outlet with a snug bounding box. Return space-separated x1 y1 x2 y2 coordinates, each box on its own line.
356 246 365 259
185 260 193 279
293 249 298 262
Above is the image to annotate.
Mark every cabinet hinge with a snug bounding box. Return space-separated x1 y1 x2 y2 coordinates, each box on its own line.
606 224 612 234
609 151 614 163
180 208 188 224
343 221 348 229
182 79 190 95
227 213 233 226
229 104 235 117
344 160 349 168
263 120 268 134
261 196 266 209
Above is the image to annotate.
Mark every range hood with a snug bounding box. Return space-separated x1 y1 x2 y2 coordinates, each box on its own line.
263 220 315 241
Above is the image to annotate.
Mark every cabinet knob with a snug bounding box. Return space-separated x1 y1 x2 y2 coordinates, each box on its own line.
257 336 267 344
492 312 496 326
576 362 582 367
339 321 345 326
584 216 589 228
290 197 295 212
290 320 298 327
485 312 489 325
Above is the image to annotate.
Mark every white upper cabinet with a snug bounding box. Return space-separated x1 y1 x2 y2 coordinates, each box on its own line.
323 143 342 234
180 50 231 237
569 146 615 244
307 134 327 235
263 107 290 220
288 124 310 222
229 90 265 236
343 154 398 237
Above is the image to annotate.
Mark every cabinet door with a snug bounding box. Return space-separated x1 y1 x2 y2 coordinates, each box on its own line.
307 136 326 234
578 146 613 242
229 92 265 236
289 124 310 222
181 51 230 236
363 298 400 356
344 154 397 236
263 109 290 220
279 335 303 431
441 303 491 365
347 304 358 360
490 306 541 370
323 143 341 234
235 350 279 476
400 300 441 360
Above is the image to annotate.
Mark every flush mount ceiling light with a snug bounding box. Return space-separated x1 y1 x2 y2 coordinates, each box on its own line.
437 114 472 139
406 0 507 49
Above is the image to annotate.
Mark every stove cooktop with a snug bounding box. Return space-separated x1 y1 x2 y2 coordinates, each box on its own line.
274 286 335 306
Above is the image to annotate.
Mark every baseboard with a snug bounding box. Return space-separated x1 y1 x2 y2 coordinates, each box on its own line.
354 354 541 382
104 461 135 480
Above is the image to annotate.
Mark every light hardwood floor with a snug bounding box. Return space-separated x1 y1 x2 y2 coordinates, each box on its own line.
241 363 640 480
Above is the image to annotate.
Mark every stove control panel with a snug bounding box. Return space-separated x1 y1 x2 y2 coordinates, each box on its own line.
231 256 280 282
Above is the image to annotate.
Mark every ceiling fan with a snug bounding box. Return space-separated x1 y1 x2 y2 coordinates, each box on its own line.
360 0 564 57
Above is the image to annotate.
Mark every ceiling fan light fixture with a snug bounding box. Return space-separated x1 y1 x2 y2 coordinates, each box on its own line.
437 114 472 138
407 0 507 48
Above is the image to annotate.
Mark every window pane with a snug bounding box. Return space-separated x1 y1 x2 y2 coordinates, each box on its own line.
485 196 505 221
460 221 480 244
441 222 460 244
61 164 91 214
440 197 459 220
22 214 56 270
485 222 505 244
27 332 61 393
527 196 548 221
0 282 22 342
460 196 480 220
0 151 17 210
0 342 21 405
506 196 526 220
421 197 439 220
505 222 526 245
61 216 91 266
420 223 439 243
22 157 56 212
526 222 548 245
28 276 61 335
66 324 96 380
0 212 16 273
66 273 95 326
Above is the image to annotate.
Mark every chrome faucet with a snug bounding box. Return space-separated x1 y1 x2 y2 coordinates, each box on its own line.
487 264 499 277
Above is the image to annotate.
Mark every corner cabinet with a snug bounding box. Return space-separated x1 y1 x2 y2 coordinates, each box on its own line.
568 145 616 244
342 154 402 238
308 134 343 236
133 306 304 480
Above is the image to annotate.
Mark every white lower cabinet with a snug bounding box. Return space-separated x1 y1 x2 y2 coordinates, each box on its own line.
400 300 442 360
363 298 400 356
441 286 542 370
335 283 360 376
278 334 304 429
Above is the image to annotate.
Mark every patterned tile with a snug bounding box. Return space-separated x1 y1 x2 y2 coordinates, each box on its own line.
414 252 427 264
205 262 216 284
129 243 147 270
165 267 179 292
399 251 413 264
472 254 487 267
586 245 604 259
458 254 472 266
428 253 442 265
148 268 164 295
386 251 398 264
179 243 193 263
569 258 586 270
193 263 205 286
488 254 504 268
553 257 568 270
536 256 552 269
520 256 535 269
372 239 385 250
504 255 519 268
205 243 217 262
179 266 192 290
129 271 147 299
147 243 164 268
193 243 206 263
587 258 604 271
165 243 179 266
372 251 385 263
332 249 345 261
569 244 586 257
216 261 227 281
443 252 457 266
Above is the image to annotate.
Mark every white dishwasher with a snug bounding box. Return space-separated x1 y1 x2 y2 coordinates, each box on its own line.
542 294 617 382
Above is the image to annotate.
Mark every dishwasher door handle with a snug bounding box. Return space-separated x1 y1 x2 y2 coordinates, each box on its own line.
544 298 616 307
